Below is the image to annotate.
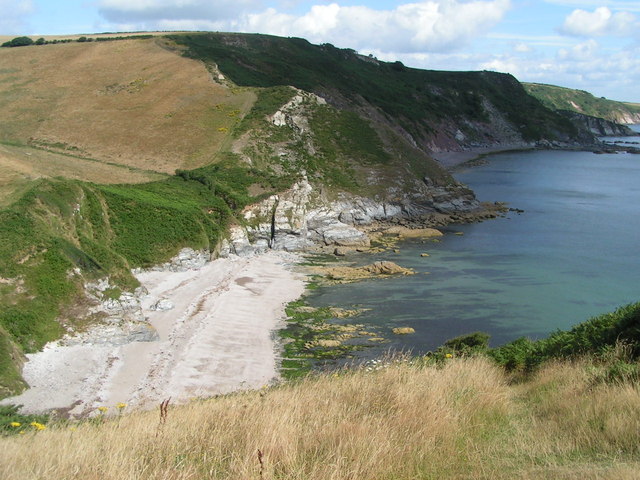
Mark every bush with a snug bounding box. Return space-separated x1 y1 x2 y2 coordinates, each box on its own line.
1 36 34 48
444 331 490 353
489 302 640 372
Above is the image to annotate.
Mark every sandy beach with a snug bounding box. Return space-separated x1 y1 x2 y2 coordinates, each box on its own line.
433 144 533 169
2 251 306 417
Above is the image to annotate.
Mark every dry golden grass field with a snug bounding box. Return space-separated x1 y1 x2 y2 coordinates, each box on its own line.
0 37 255 179
1 357 638 480
0 142 167 206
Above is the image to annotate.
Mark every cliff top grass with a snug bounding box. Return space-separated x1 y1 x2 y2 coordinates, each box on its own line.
524 82 640 123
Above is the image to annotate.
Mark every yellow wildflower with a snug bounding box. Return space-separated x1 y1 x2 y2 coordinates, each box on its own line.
445 353 453 359
30 422 46 430
116 402 127 410
10 421 21 427
97 406 108 413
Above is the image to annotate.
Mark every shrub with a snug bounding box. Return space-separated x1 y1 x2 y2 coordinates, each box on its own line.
489 302 640 372
1 36 34 48
444 331 490 354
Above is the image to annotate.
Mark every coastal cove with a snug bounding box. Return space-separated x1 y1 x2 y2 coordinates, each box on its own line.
306 136 640 363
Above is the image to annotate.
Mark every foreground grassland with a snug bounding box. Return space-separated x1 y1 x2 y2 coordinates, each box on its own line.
2 303 639 478
1 355 638 479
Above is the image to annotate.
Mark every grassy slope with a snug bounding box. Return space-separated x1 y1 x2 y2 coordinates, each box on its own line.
0 355 638 479
524 83 640 123
0 143 166 207
170 33 580 144
0 37 254 174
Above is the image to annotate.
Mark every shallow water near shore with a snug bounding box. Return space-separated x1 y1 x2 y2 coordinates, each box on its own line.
307 135 640 361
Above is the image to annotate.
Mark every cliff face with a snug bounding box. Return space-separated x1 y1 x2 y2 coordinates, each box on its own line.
217 86 489 256
559 111 636 136
220 177 486 256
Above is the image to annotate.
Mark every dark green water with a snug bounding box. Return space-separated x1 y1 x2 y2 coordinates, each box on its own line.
307 138 640 358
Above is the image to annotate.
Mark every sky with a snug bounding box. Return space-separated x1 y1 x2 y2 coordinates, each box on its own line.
2 0 639 102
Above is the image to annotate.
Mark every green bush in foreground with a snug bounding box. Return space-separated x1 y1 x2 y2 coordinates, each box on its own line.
489 302 640 372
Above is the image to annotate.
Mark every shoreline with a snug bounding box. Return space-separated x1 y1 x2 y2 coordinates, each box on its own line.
432 144 536 169
2 251 306 417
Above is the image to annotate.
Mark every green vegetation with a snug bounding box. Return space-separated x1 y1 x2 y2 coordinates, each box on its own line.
233 85 295 135
1 37 33 48
1 34 154 48
0 405 49 436
426 301 640 383
524 82 640 123
169 32 579 142
489 302 640 373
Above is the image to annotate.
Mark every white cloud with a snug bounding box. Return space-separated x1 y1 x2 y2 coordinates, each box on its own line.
561 7 638 37
514 43 532 52
0 0 34 34
471 39 640 101
557 39 599 61
241 0 512 53
96 0 511 53
544 1 640 13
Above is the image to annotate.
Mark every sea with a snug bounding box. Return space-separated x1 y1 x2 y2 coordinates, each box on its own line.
306 125 640 360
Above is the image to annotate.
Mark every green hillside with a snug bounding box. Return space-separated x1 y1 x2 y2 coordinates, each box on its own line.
524 82 640 124
171 33 583 144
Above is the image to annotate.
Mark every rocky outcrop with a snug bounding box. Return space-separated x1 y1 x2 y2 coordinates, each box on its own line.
220 176 487 256
71 247 211 347
137 248 211 273
313 261 415 283
560 111 635 136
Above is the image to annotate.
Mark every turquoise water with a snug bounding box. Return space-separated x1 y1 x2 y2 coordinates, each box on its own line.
307 134 640 357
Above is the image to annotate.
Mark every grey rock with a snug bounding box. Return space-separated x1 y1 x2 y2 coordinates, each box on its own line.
151 299 174 311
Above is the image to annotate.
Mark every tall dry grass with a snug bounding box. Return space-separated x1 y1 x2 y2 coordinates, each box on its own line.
1 356 638 479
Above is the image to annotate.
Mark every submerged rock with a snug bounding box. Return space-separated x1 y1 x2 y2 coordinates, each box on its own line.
392 327 415 335
314 260 414 283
